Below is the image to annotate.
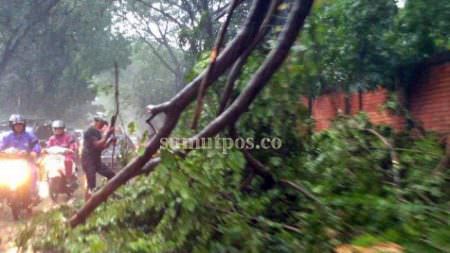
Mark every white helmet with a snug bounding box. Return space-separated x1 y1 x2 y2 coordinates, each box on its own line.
52 120 65 129
93 113 108 125
9 114 26 130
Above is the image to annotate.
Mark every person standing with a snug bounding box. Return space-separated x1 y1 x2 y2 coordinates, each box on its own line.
81 115 116 199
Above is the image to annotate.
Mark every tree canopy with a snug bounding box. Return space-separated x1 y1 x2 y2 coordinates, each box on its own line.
0 0 130 123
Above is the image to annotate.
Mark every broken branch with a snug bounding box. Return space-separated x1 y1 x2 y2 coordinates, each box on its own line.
191 0 242 129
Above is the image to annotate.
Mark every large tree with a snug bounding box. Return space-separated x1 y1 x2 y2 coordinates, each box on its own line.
112 0 250 89
0 0 130 123
0 0 61 78
93 41 178 133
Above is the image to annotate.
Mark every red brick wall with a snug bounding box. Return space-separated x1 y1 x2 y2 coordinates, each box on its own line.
309 93 342 131
408 62 450 134
309 88 404 131
360 88 405 131
306 62 450 133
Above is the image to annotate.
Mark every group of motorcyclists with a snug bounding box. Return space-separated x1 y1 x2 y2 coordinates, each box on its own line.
0 113 117 208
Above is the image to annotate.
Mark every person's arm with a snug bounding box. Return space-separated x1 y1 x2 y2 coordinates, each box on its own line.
92 127 114 150
0 134 8 151
67 136 78 154
105 135 117 148
46 136 54 148
42 137 53 154
30 134 41 155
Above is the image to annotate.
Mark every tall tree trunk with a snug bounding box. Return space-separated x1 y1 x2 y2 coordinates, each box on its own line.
200 0 214 49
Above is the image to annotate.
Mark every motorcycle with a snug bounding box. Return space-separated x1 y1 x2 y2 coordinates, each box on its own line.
0 148 34 220
41 146 78 201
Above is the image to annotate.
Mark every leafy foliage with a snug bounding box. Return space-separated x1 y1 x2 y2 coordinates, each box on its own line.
19 114 450 252
294 0 450 96
14 1 450 252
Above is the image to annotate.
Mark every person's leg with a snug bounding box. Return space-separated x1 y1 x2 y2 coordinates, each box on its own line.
82 160 96 191
96 163 115 180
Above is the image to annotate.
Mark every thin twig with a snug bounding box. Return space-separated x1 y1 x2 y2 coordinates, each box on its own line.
364 128 401 186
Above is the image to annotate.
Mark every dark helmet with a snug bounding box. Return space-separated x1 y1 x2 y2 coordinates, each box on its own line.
51 120 65 129
9 114 26 130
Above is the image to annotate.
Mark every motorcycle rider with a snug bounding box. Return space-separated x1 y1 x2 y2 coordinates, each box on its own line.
82 115 116 200
45 120 78 185
0 114 41 202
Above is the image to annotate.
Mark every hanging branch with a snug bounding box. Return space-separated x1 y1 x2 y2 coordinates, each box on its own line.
191 0 241 129
110 62 120 171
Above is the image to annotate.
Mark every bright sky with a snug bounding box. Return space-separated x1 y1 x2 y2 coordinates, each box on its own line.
112 0 408 42
396 0 406 8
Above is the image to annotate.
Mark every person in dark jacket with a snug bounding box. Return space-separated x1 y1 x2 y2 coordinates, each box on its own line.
81 115 116 199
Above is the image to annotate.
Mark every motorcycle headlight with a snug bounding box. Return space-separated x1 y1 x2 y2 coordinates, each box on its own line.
0 159 30 190
44 158 61 170
43 156 65 177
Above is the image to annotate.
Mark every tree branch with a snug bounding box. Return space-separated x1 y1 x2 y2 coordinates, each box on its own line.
135 0 187 30
114 11 178 74
214 0 246 21
136 13 182 68
189 0 313 141
218 0 281 114
69 0 314 227
364 128 401 187
69 0 272 227
279 179 322 205
191 0 241 129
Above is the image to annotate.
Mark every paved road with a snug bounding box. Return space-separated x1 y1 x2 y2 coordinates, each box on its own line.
0 180 84 252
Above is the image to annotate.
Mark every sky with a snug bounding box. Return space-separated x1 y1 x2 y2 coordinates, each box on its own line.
396 0 406 8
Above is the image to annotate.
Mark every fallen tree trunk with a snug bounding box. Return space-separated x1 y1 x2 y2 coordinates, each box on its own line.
69 0 314 227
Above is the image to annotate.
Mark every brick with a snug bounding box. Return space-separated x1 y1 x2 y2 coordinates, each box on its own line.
305 62 450 133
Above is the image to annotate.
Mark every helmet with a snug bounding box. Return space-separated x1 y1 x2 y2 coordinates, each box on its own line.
9 114 26 126
93 113 108 125
9 114 26 131
52 120 65 129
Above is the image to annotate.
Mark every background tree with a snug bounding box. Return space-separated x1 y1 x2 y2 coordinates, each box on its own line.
0 0 61 77
93 41 179 134
0 0 130 124
112 0 250 89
